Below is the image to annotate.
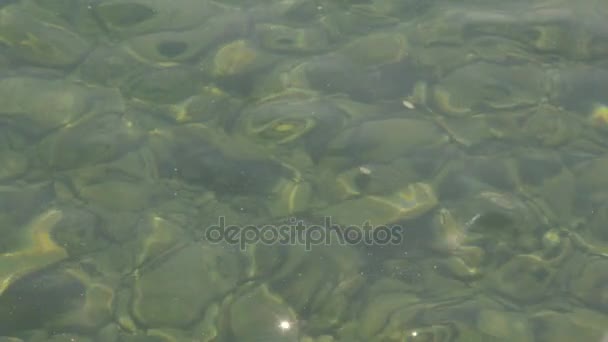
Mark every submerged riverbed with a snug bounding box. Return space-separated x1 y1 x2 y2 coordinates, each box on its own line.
0 0 607 341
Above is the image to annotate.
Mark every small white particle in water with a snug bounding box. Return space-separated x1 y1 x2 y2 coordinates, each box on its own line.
317 6 323 10
402 100 415 109
411 331 418 337
359 166 372 175
278 320 292 331
465 213 481 228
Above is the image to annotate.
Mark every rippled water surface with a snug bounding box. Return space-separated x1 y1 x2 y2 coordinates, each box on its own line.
1 0 608 341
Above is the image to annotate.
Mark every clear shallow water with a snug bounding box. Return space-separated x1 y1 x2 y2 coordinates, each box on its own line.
0 0 607 341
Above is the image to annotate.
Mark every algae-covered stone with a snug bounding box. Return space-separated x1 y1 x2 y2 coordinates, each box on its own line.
337 277 478 341
265 175 314 217
123 12 250 66
466 2 608 61
0 182 55 233
46 334 92 342
121 65 204 104
475 309 534 341
430 114 501 148
146 328 197 342
324 118 447 163
335 31 408 67
430 62 547 116
236 98 321 146
349 0 429 22
218 285 299 342
300 335 335 342
406 5 467 47
530 309 608 342
428 208 487 277
568 257 608 312
77 44 148 87
489 254 555 303
254 23 331 54
328 161 419 201
521 105 582 147
0 337 24 342
133 214 186 267
451 190 545 252
429 208 474 254
574 156 608 205
433 156 520 200
588 204 608 242
204 39 278 79
317 182 438 227
166 85 243 124
0 77 124 137
192 303 220 342
0 148 27 180
0 3 91 67
38 113 143 170
91 0 230 37
320 2 399 38
157 124 291 197
131 244 242 328
516 151 576 223
251 242 364 334
48 206 108 258
294 54 404 101
75 179 164 212
235 90 349 157
353 288 420 339
0 208 68 297
550 66 608 113
45 268 114 332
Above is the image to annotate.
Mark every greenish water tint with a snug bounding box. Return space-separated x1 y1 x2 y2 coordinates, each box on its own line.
0 0 608 340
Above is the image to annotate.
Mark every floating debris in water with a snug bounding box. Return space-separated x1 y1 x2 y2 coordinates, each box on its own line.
402 99 415 109
359 165 372 175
